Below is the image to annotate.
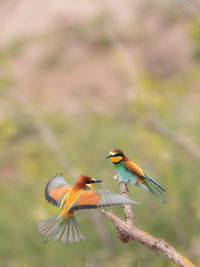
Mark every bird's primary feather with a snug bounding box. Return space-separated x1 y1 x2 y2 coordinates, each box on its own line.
69 190 140 211
144 174 165 192
45 174 72 207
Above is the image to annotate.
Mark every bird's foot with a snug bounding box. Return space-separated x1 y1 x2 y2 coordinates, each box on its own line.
113 175 119 181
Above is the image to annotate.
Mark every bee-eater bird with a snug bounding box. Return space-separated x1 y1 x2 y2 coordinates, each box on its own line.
37 174 140 243
106 149 166 203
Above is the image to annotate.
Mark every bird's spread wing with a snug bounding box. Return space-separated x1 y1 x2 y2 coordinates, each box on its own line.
70 190 140 211
45 174 72 207
122 160 145 177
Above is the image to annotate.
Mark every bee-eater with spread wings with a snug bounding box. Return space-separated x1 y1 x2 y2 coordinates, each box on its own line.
106 149 166 203
37 174 140 243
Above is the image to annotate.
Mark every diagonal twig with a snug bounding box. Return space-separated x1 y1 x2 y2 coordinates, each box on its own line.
102 177 197 267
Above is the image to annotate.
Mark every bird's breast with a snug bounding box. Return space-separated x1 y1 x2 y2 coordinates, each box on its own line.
113 163 137 184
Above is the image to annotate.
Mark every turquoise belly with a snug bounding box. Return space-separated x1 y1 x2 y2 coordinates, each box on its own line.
113 163 137 184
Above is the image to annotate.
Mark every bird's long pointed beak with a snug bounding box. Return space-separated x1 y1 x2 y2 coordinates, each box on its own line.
93 179 102 183
105 155 112 159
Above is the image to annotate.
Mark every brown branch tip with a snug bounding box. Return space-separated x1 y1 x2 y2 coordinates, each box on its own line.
102 178 196 267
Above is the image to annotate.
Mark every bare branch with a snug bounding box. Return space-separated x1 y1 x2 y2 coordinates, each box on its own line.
118 180 134 226
102 180 197 267
102 209 196 267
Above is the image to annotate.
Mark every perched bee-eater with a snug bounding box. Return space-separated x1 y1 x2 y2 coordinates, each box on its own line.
37 174 140 243
106 149 166 203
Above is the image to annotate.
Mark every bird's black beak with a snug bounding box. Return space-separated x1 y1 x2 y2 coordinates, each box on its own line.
105 155 112 159
93 179 102 183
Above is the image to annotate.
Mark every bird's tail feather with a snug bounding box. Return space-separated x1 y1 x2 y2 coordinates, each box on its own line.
146 183 166 203
145 174 166 203
136 174 166 203
37 214 87 243
145 175 165 192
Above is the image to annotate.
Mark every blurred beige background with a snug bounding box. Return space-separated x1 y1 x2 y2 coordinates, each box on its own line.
0 0 200 266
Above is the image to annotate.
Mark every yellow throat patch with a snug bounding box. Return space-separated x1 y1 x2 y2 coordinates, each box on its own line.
110 156 122 163
87 183 94 189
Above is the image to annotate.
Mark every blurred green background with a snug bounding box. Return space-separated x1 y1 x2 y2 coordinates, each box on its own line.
0 0 200 266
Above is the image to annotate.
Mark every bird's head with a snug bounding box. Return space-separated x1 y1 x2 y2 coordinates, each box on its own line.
106 149 125 163
76 175 102 189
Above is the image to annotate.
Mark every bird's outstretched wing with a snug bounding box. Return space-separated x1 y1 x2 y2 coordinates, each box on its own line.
69 190 140 211
45 174 72 207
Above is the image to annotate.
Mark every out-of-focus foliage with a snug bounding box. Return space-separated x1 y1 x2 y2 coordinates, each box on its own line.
0 0 200 266
190 18 200 59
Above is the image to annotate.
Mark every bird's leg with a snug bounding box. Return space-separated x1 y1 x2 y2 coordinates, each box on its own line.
113 175 119 181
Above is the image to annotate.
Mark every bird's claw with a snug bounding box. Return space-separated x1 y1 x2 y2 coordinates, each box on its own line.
113 175 119 181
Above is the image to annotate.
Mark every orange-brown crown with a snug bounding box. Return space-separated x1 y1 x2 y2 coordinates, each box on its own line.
74 175 102 189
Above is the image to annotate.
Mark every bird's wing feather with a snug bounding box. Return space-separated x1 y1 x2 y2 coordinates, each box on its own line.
70 190 140 211
121 161 166 202
144 173 165 192
122 160 145 177
45 174 72 207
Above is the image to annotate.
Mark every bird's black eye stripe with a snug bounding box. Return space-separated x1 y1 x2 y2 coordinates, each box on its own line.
113 152 123 157
86 180 92 184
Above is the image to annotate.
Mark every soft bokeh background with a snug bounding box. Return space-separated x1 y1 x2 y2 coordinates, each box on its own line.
0 0 200 266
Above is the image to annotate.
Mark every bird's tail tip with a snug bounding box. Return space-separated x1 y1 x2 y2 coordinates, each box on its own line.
37 214 87 243
144 174 166 203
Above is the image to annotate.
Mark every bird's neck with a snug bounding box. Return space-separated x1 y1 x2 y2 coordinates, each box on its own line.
123 155 129 161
